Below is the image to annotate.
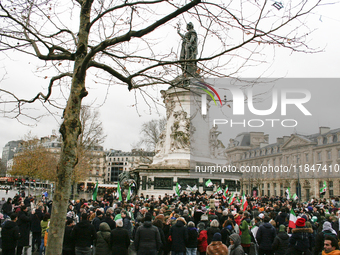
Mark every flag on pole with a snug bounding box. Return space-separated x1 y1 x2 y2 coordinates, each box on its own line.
175 183 181 197
117 181 122 202
186 185 193 192
289 208 297 228
236 197 240 204
241 193 248 211
126 185 132 201
223 186 228 200
92 180 99 201
205 179 213 187
285 187 291 199
292 193 298 201
216 187 223 195
320 181 327 195
228 193 235 205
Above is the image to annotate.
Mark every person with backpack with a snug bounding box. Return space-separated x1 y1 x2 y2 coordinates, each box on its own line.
271 225 289 255
314 221 338 255
221 220 235 246
287 218 314 255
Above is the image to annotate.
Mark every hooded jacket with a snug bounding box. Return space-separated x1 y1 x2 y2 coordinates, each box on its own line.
170 220 188 252
228 233 244 255
207 241 229 255
289 227 314 252
271 231 289 255
198 229 208 253
256 222 276 250
1 220 20 250
239 218 251 245
95 222 112 255
134 221 162 251
71 220 97 248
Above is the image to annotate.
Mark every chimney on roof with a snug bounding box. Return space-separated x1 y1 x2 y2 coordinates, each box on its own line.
277 137 284 144
283 136 290 143
319 126 330 135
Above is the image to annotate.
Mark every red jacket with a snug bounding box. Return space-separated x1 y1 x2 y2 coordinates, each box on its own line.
198 230 208 252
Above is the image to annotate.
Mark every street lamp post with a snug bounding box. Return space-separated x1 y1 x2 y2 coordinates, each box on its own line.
297 155 301 202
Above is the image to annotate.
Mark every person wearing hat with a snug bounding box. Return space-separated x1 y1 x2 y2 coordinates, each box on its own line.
271 225 289 255
228 233 244 255
287 217 314 255
206 232 228 255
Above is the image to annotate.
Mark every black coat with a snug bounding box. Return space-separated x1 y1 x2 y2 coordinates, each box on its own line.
1 221 20 250
102 216 116 230
134 221 162 251
72 220 97 248
17 210 31 246
207 226 221 245
272 232 289 255
63 225 75 251
256 222 276 251
186 227 198 248
288 227 314 252
170 220 188 252
2 202 12 215
30 209 43 233
111 227 130 255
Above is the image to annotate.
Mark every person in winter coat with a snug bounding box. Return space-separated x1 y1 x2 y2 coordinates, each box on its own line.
228 233 244 255
71 213 97 255
2 197 13 218
92 210 103 232
206 232 228 255
187 221 198 255
221 220 235 246
239 212 251 254
110 219 130 255
207 219 221 245
153 219 166 255
170 217 189 254
121 210 133 239
30 206 43 252
314 221 337 255
62 218 76 255
197 222 208 255
134 213 162 255
94 222 112 255
271 225 289 255
16 205 31 255
287 218 314 255
256 216 276 255
1 213 20 255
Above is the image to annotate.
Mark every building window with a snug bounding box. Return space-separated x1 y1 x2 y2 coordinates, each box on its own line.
318 152 322 161
306 154 309 162
329 181 334 196
338 150 340 158
327 151 331 160
267 183 270 188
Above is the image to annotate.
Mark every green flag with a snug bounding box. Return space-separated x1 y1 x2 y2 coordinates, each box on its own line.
175 183 181 197
292 193 298 200
117 181 122 201
126 185 132 201
320 181 327 195
205 179 213 187
92 180 99 201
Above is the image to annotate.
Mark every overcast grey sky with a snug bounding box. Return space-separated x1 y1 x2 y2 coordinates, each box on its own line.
0 1 339 155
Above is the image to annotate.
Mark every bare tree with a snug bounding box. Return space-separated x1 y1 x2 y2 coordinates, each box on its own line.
135 117 166 151
0 0 327 253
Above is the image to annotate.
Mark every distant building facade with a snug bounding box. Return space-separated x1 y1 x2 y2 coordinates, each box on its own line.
226 127 340 201
106 149 154 183
1 140 22 175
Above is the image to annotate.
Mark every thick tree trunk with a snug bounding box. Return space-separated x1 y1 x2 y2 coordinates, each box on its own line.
45 1 92 254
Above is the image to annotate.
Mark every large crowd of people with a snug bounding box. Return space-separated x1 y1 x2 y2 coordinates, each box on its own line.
1 189 340 255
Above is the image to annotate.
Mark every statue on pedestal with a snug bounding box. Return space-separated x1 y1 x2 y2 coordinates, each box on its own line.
177 22 198 76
